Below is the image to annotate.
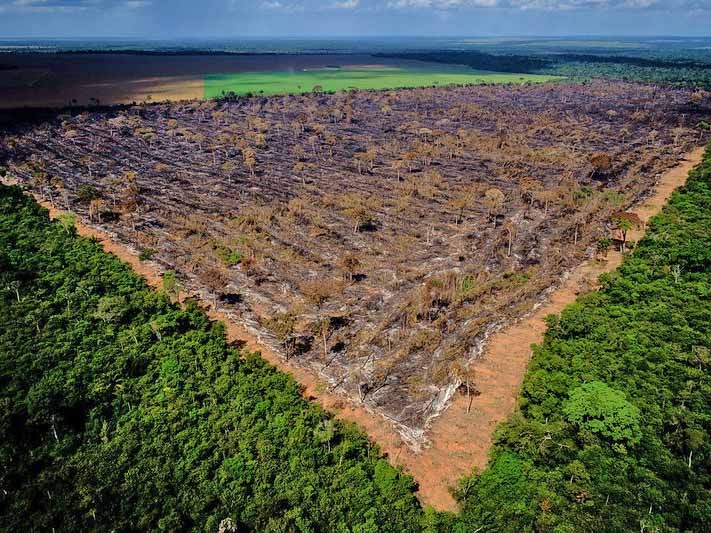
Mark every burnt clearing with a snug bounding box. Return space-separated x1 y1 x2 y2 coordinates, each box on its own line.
3 80 709 445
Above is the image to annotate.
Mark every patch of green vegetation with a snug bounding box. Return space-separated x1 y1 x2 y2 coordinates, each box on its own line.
596 237 613 256
215 246 243 267
138 247 156 261
502 270 530 285
55 211 76 233
601 189 626 207
204 65 560 99
76 183 101 203
459 275 477 296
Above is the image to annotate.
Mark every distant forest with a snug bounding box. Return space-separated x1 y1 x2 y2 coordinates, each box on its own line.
1 145 710 530
378 50 711 87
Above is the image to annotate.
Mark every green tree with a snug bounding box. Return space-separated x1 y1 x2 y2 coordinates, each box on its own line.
162 270 181 301
563 381 642 446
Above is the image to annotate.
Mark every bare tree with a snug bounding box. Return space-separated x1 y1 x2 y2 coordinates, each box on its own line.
313 317 333 362
483 187 505 222
242 148 256 177
338 253 361 282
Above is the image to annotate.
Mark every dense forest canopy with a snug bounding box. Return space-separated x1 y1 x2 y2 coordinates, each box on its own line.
379 50 711 88
0 185 422 531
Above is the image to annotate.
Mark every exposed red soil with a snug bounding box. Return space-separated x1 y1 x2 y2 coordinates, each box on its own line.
408 146 704 510
8 146 702 512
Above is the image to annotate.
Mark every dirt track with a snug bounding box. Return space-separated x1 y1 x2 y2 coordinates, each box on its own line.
6 146 702 511
401 146 705 509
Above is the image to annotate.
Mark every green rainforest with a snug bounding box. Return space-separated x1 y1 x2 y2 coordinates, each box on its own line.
2 144 711 531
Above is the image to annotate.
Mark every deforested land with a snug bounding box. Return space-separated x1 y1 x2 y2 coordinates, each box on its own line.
2 141 711 530
3 80 709 447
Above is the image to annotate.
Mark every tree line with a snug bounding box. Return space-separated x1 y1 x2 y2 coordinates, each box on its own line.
381 50 711 89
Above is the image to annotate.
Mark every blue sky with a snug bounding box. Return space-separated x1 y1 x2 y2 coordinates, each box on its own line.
0 0 709 38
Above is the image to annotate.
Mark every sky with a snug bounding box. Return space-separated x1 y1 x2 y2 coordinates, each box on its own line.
0 0 710 38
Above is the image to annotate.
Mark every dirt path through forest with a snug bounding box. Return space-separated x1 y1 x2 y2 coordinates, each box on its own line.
6 146 703 512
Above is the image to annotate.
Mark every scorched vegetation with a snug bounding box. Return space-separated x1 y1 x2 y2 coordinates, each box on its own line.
2 80 710 443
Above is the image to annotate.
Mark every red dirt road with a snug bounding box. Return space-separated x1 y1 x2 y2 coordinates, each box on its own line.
403 146 704 509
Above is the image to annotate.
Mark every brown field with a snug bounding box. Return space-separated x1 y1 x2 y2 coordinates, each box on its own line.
2 81 709 454
0 52 415 108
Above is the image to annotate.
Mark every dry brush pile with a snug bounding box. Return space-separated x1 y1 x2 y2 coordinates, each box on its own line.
3 80 709 445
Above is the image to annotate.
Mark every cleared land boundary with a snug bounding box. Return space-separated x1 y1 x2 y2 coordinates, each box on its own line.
3 146 703 511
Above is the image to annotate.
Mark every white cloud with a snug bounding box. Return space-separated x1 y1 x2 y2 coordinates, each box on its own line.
260 0 306 11
0 0 150 12
330 0 359 8
0 0 700 15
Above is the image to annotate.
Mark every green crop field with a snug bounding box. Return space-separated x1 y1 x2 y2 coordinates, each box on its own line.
204 65 561 98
